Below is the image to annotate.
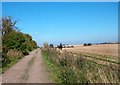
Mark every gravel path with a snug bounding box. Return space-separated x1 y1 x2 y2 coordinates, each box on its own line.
0 48 53 83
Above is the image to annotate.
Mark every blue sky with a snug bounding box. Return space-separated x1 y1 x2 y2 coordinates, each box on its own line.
2 2 118 46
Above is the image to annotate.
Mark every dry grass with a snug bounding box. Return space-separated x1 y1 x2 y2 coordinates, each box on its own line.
42 48 120 83
7 49 23 58
63 44 119 57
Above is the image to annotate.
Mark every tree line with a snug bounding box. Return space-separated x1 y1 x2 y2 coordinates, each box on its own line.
1 16 37 69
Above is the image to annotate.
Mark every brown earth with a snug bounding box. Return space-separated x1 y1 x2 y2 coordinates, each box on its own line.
0 48 53 83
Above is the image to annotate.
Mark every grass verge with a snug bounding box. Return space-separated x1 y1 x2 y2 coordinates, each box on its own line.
41 48 120 84
42 50 62 83
1 57 22 74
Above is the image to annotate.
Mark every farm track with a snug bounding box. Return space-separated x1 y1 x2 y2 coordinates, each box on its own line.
0 48 53 83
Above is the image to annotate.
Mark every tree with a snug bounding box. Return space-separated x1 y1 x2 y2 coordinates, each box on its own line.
2 16 19 35
59 43 63 50
43 42 49 48
83 43 92 46
83 43 87 46
2 16 38 65
2 16 18 63
88 43 92 46
49 44 54 48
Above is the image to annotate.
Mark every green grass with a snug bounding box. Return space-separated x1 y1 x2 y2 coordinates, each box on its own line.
42 50 62 83
41 49 88 83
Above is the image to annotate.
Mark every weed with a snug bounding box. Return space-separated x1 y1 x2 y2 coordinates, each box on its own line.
41 48 120 84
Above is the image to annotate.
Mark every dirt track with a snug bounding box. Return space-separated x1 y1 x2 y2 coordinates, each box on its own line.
0 48 53 83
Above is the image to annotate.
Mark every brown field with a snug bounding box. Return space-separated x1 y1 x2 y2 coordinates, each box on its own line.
63 44 120 66
63 44 119 57
44 46 120 83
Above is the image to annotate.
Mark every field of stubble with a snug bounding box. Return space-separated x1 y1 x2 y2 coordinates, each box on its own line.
42 44 120 83
63 44 119 57
63 44 119 66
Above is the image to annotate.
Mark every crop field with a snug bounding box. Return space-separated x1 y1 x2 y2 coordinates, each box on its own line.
63 44 119 67
63 44 119 57
41 44 120 83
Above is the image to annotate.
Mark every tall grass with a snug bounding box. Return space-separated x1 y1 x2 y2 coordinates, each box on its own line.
1 49 24 73
41 48 119 84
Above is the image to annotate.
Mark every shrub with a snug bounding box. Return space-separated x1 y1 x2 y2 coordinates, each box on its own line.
7 49 23 58
83 43 87 46
58 43 62 50
22 50 29 55
88 43 92 46
43 42 49 48
57 45 60 48
49 44 54 48
2 16 37 70
83 43 92 46
60 67 77 83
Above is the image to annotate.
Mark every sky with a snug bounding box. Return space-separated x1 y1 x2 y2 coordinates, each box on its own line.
2 2 118 46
